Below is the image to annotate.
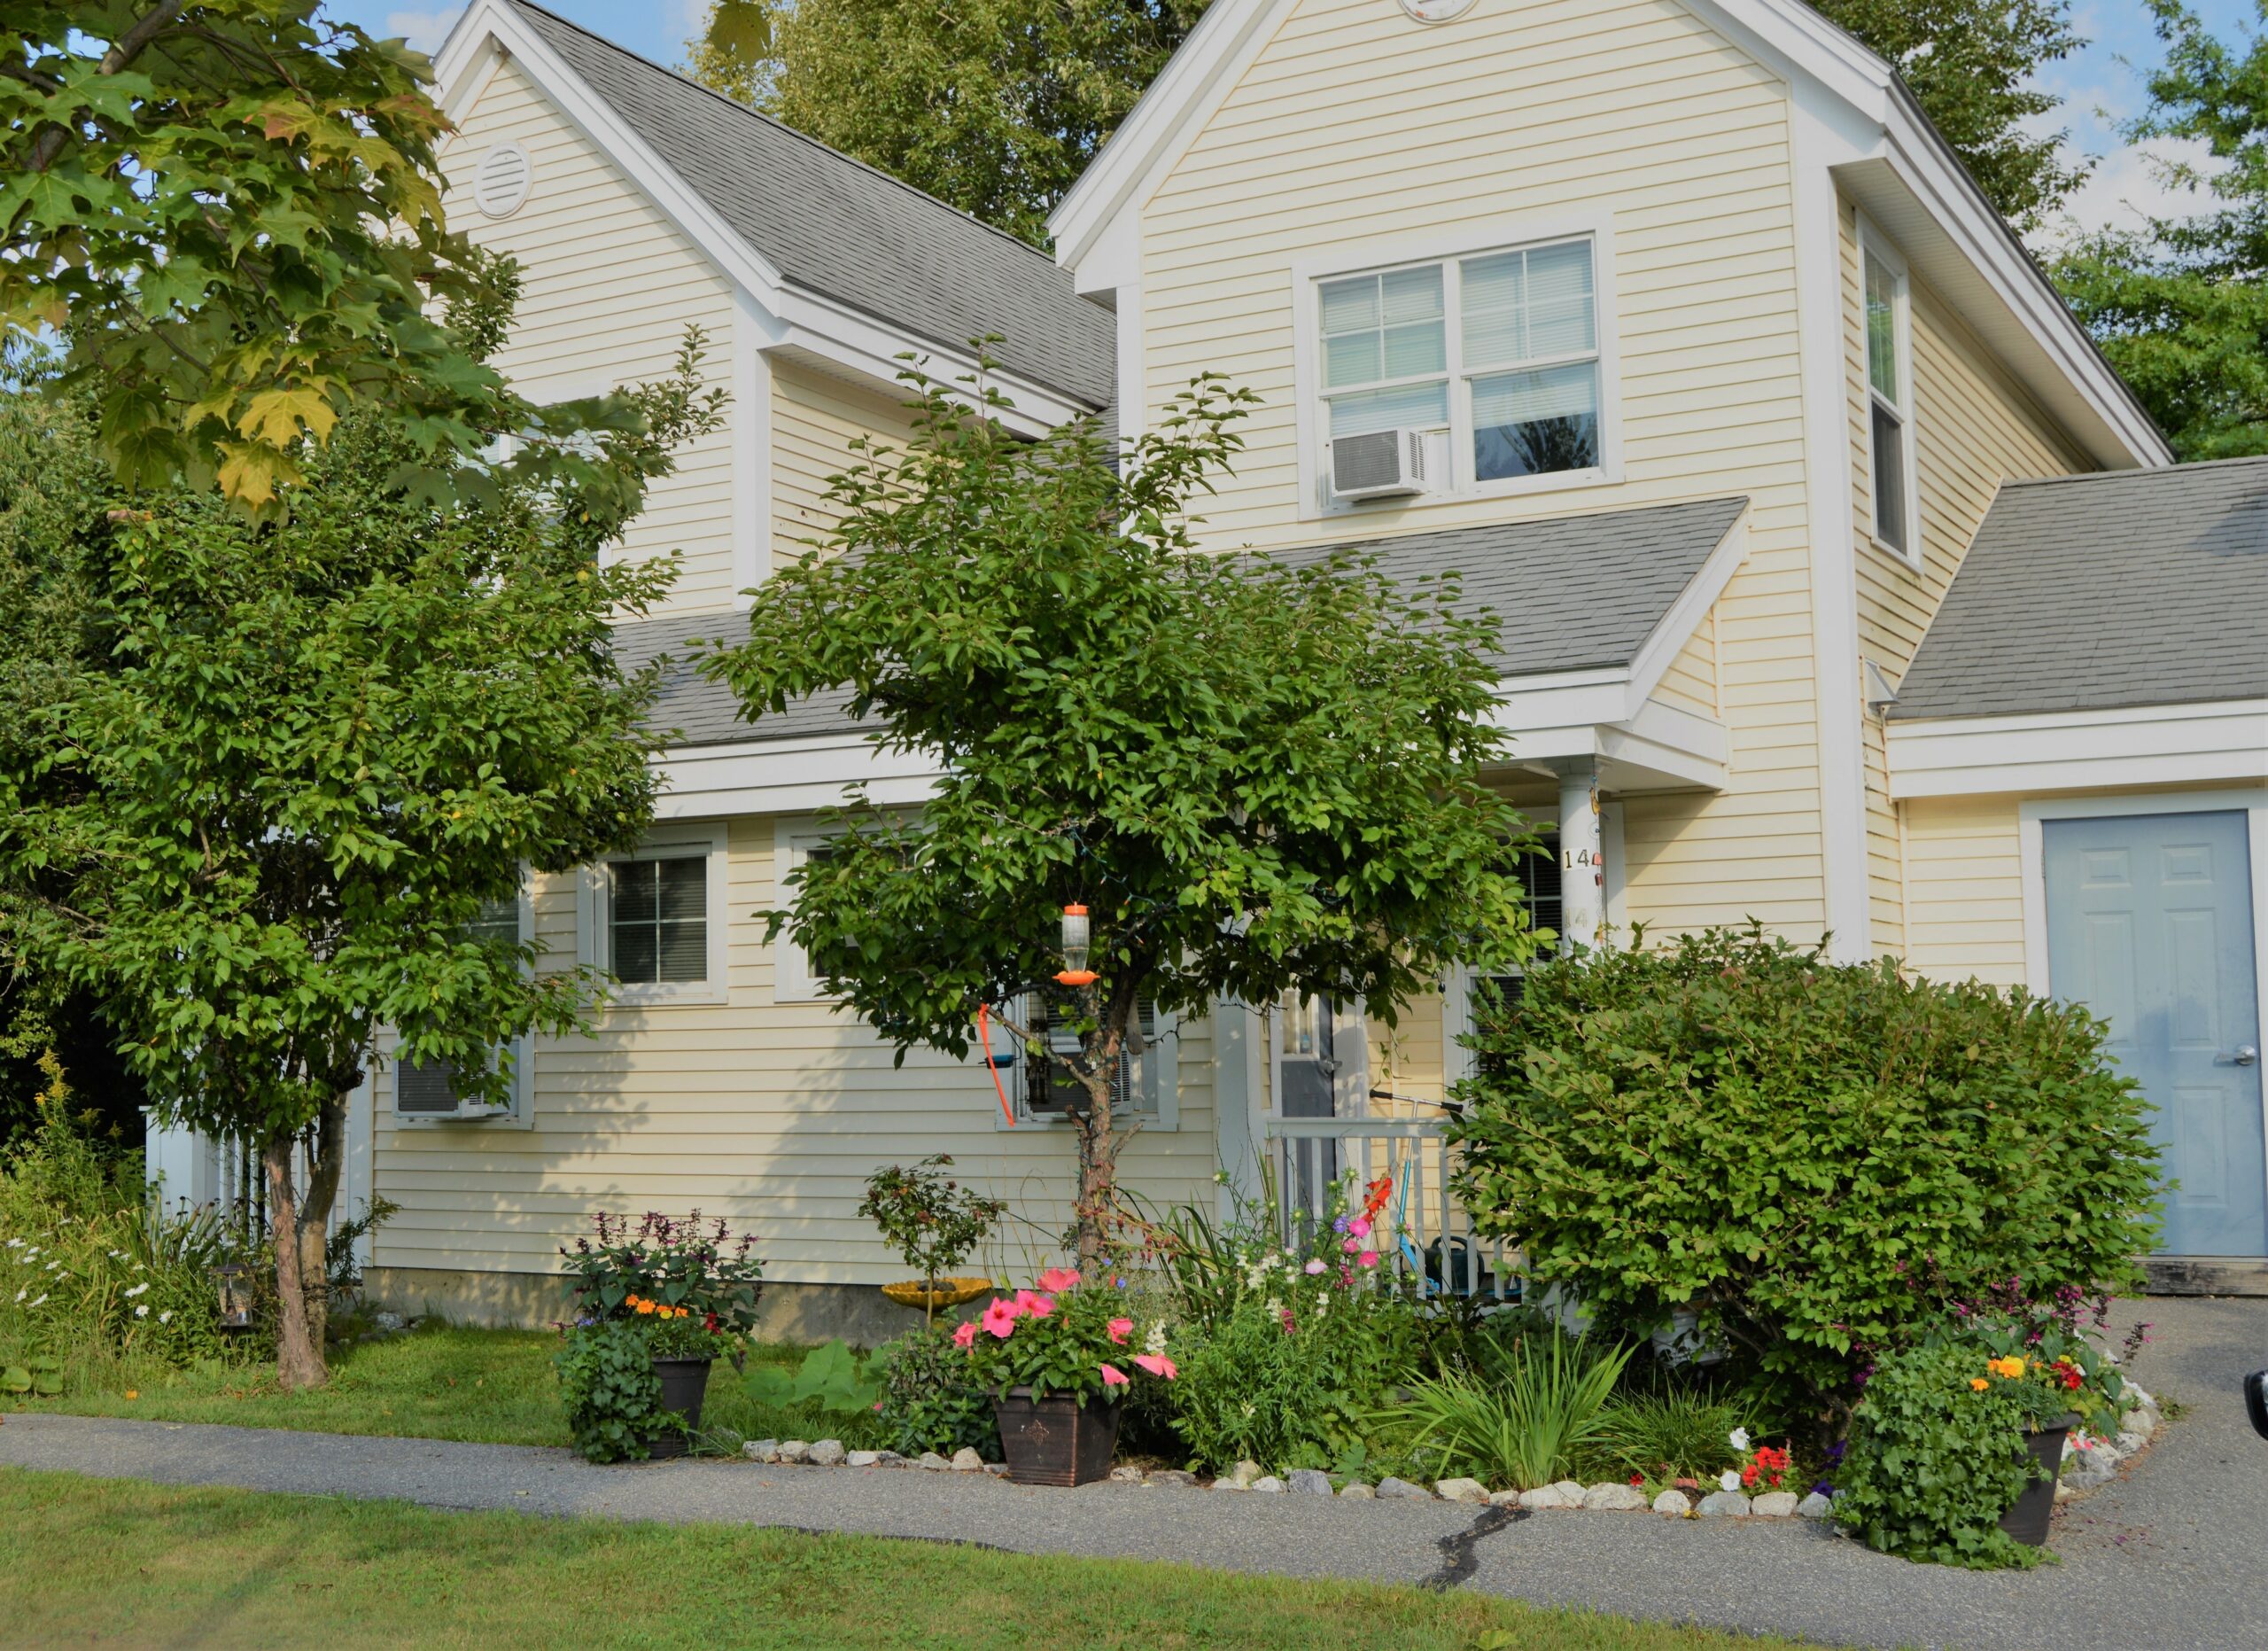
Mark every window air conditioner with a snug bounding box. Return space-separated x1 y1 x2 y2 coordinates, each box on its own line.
394 1051 514 1121
1330 427 1432 502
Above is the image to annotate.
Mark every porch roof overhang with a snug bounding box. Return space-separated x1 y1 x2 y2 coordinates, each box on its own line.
630 495 1748 815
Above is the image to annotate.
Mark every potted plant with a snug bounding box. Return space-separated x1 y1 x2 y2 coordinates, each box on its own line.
860 1156 1006 1321
555 1211 765 1462
959 1267 1177 1484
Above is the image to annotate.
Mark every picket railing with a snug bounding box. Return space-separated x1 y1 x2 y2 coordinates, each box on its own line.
1262 1110 1519 1299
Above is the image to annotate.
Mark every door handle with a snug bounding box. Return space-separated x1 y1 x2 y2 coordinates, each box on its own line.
2235 1045 2260 1067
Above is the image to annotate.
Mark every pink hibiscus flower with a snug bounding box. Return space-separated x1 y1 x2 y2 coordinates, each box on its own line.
1023 1291 1057 1320
1099 1363 1130 1387
1132 1353 1178 1381
952 1320 978 1349
982 1297 1021 1338
1036 1266 1081 1294
1107 1317 1134 1344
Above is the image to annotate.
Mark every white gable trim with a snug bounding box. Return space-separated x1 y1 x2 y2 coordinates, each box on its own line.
1885 700 2268 799
434 0 1089 435
1048 0 2165 470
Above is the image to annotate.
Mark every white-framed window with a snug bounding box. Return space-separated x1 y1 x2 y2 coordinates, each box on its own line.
1000 993 1179 1132
1860 222 1921 568
772 821 836 1003
580 824 731 1007
1294 220 1619 517
391 881 537 1128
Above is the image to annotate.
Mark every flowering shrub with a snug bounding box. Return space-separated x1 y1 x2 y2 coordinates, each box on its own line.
559 1211 763 1336
1452 927 2161 1432
1833 1335 2091 1569
1166 1177 1424 1473
627 1294 732 1360
956 1268 1177 1406
876 1320 1001 1459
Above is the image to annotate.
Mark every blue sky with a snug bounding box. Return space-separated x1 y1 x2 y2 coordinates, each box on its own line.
348 0 2261 245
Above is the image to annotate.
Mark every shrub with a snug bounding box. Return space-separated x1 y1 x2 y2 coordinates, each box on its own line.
1451 926 2161 1433
1385 1331 1631 1489
875 1320 1000 1460
555 1320 676 1463
1834 1333 2085 1569
559 1211 763 1335
1596 1386 1758 1484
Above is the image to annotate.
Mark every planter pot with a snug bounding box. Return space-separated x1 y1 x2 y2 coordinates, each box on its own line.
645 1357 713 1460
2000 1412 2078 1547
992 1387 1121 1486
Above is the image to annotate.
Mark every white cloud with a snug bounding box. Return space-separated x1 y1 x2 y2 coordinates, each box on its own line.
2028 136 2224 253
385 5 463 53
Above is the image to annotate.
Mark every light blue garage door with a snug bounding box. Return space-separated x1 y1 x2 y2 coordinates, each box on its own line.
2043 810 2264 1258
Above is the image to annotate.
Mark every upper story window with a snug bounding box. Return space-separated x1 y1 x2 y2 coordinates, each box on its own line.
1301 227 1614 516
1860 228 1920 567
581 825 730 1006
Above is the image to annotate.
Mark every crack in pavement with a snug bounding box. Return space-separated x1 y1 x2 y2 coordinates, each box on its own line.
1425 1503 1522 1590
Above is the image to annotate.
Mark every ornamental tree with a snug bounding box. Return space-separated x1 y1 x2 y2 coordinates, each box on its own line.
4 1 656 514
0 284 722 1388
703 367 1540 1265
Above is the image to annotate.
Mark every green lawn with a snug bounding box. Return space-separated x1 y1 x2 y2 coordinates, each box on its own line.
18 1323 889 1452
0 1468 1814 1650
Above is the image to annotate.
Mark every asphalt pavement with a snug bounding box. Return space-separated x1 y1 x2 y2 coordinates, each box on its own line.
3 1293 2261 1650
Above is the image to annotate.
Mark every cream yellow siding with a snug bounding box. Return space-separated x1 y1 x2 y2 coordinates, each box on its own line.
1901 793 2028 988
1841 206 2093 956
443 59 741 615
370 817 1219 1283
1144 0 1824 944
770 361 925 571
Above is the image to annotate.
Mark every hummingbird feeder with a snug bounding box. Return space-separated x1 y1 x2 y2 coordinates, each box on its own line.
1054 903 1098 986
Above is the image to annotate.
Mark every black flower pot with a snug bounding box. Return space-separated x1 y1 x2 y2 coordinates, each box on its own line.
992 1387 1121 1486
646 1357 713 1460
2000 1411 2078 1547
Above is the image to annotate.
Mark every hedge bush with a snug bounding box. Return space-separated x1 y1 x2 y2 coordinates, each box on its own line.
1449 927 2160 1432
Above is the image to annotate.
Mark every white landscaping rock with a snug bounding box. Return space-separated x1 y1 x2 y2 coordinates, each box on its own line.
1796 1491 1833 1519
1583 1483 1651 1511
1339 1482 1376 1499
1550 1479 1587 1504
1487 1488 1524 1507
1251 1476 1286 1494
1376 1476 1433 1500
1228 1460 1263 1489
983 1462 1009 1476
1288 1468 1333 1497
845 1450 882 1468
776 1440 811 1465
1108 1466 1144 1484
2116 1429 2148 1456
807 1439 847 1467
917 1451 951 1470
1751 1491 1799 1517
950 1447 984 1472
1435 1477 1490 1505
743 1439 780 1463
1651 1490 1691 1515
1518 1485 1574 1510
1212 1476 1247 1491
1697 1491 1751 1516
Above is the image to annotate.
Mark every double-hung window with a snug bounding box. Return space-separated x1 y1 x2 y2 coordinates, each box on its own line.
1313 232 1606 505
1011 993 1177 1128
1862 234 1919 565
394 889 531 1123
586 828 728 1005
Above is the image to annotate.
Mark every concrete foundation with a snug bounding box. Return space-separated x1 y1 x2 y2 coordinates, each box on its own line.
2147 1256 2268 1297
363 1266 951 1344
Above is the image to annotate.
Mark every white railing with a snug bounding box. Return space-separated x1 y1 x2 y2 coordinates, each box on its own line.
1262 1113 1520 1299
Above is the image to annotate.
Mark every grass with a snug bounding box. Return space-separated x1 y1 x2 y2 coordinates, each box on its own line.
15 1322 889 1453
0 1467 1820 1650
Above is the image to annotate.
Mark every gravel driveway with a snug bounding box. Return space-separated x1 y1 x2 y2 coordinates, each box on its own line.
3 1294 2260 1650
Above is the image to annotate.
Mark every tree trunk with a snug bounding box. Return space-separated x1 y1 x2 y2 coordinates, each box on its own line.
265 1091 348 1391
1070 1095 1118 1270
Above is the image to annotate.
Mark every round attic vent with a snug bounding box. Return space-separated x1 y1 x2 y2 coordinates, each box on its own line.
1399 0 1477 19
472 142 533 218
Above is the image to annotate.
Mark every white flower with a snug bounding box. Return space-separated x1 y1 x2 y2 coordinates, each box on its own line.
1263 1297 1281 1316
27 1294 45 1307
1728 1427 1751 1452
159 1311 173 1325
1720 1470 1741 1492
123 1282 149 1298
4 1238 20 1249
1240 1402 1256 1419
134 1304 150 1319
1144 1322 1168 1356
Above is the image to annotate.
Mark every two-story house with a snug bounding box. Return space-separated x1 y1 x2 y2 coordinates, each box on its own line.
151 0 2262 1328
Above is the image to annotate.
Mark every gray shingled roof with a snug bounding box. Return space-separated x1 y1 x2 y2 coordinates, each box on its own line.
1891 457 2268 720
618 495 1749 749
509 0 1114 409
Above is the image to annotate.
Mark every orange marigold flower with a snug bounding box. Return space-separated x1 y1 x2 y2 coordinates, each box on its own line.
1970 1377 1990 1391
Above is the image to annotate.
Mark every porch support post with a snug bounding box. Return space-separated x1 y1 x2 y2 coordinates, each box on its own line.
1553 758 1606 956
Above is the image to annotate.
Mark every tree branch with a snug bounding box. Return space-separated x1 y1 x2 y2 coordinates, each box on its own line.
27 1 189 173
